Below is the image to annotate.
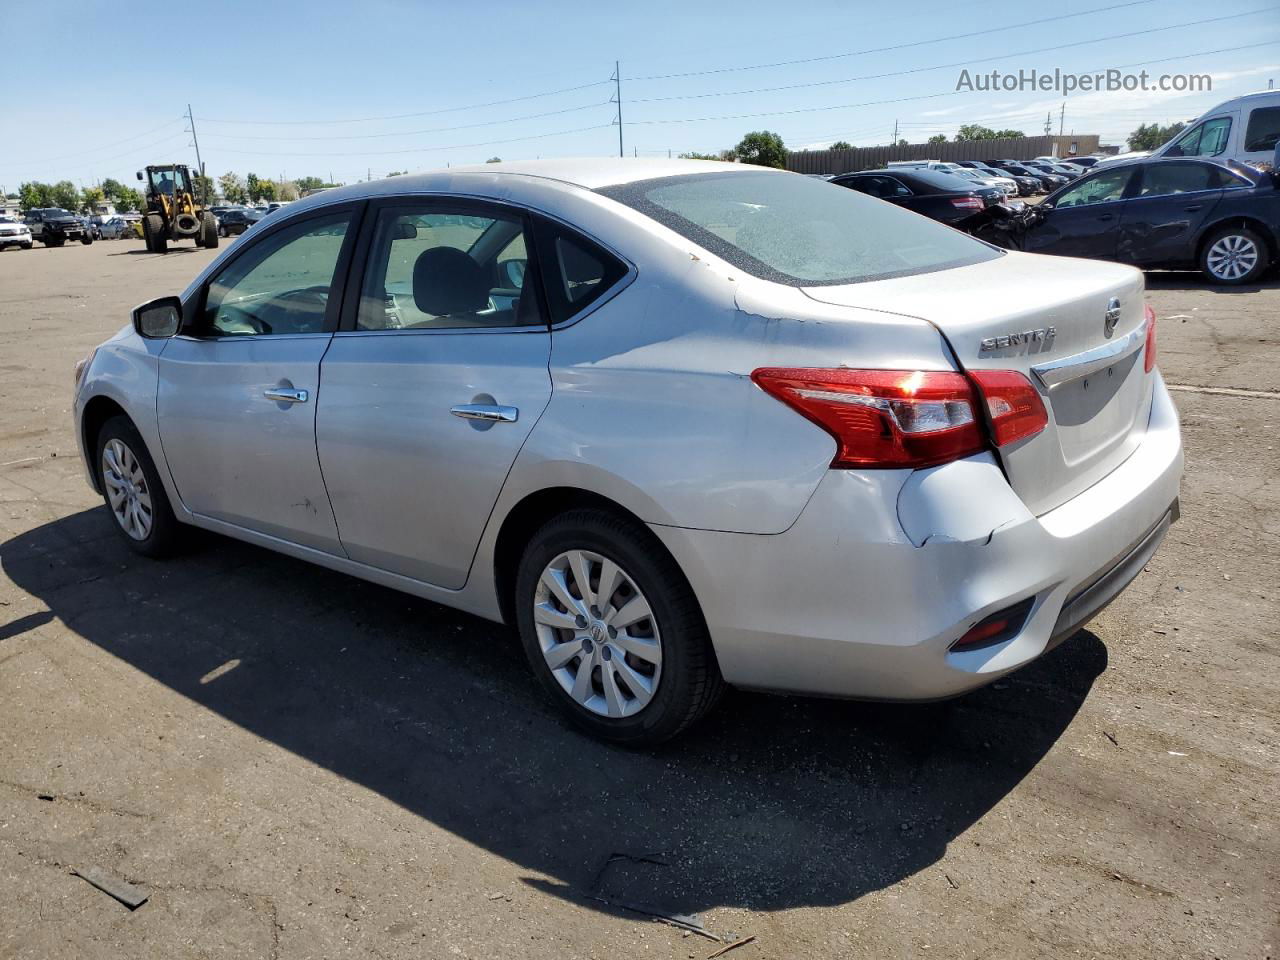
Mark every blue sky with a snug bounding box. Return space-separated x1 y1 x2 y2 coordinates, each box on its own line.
2 0 1277 191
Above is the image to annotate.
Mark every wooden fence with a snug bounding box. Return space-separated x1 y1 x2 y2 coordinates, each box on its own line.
786 135 1101 175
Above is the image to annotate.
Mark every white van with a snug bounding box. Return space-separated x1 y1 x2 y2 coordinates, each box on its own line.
1111 90 1280 168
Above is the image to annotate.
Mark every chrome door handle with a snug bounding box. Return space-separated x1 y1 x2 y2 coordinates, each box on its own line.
264 387 308 403
450 403 518 423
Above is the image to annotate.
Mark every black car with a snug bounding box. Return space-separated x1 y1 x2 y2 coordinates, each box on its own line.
24 207 93 247
1011 157 1277 284
216 208 264 237
991 161 1060 193
830 168 1002 226
956 160 1042 196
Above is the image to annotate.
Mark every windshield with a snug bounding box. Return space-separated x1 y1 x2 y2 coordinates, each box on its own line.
599 171 999 286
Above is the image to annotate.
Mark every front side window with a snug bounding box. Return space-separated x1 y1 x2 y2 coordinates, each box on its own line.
357 206 540 330
601 171 998 286
203 212 351 336
1053 168 1134 208
1165 116 1232 158
1243 106 1280 153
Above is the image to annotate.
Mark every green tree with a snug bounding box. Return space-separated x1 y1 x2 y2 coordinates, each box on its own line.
101 177 128 200
993 129 1025 139
678 151 720 160
246 172 263 202
734 130 787 168
49 181 80 210
219 172 248 205
1127 122 1186 152
896 138 909 147
386 170 407 177
19 182 52 209
294 176 326 193
955 125 1026 142
927 134 948 145
112 187 144 213
257 179 276 202
193 174 216 206
80 186 106 214
485 156 502 163
830 140 852 150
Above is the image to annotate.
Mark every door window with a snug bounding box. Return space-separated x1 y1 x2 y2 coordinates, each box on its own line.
534 221 628 324
357 207 540 330
1243 106 1280 153
1053 168 1134 208
1165 117 1232 158
1137 162 1222 197
203 211 352 336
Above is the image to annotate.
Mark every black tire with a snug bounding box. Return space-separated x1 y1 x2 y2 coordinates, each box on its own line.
1199 225 1270 285
199 211 219 249
514 508 724 745
44 237 64 247
21 242 32 250
81 234 93 245
218 224 228 238
144 213 167 253
94 416 183 558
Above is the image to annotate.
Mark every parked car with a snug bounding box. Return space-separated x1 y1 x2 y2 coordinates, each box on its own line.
830 168 1003 225
24 208 93 246
73 159 1182 743
991 161 1061 192
1018 162 1071 188
97 217 135 240
216 208 264 236
949 167 1018 197
1096 90 1280 170
1065 157 1102 170
1004 157 1276 284
0 216 34 250
956 161 1041 196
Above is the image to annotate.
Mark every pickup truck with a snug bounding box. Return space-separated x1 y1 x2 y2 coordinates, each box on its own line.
24 208 93 247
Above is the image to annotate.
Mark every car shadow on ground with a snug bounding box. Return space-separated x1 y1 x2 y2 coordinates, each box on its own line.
1143 270 1280 294
107 248 202 257
1 508 1106 920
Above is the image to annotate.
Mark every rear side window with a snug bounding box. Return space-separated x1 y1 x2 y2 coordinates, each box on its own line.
1053 167 1134 208
1243 106 1280 153
1138 163 1224 197
533 219 628 324
600 171 998 286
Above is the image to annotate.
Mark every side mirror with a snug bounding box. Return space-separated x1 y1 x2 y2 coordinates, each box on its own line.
392 221 418 240
136 171 144 181
132 296 182 339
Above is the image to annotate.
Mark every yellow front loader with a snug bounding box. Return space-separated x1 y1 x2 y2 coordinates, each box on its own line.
136 164 218 253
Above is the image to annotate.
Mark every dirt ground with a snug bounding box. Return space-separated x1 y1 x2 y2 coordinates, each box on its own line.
0 237 1276 960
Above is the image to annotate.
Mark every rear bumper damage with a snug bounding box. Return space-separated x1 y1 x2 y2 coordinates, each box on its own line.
652 372 1183 700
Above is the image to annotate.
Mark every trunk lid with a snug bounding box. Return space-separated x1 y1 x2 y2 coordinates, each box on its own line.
803 251 1153 515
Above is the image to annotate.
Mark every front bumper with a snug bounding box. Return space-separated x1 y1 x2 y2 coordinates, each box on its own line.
0 232 31 245
651 373 1183 700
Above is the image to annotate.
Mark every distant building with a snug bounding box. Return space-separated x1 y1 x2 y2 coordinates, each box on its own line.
1 198 22 219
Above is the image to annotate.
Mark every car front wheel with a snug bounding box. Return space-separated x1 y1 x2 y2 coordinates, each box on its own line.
95 416 183 558
1201 226 1269 285
514 508 723 744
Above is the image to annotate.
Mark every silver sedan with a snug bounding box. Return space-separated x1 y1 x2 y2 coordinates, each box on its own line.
73 159 1182 743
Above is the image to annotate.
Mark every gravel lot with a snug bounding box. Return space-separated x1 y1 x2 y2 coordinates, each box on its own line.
1 238 1276 959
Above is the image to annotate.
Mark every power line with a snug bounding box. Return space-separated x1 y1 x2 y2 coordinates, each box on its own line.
202 100 612 142
211 123 616 158
628 19 1280 106
628 0 1161 81
197 78 613 126
630 37 1280 127
3 117 185 168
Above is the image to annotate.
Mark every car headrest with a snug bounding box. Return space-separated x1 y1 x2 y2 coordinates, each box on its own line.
413 247 489 316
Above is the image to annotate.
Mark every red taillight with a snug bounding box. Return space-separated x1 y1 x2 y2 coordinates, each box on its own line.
1144 303 1157 373
750 368 985 468
969 370 1049 447
949 196 984 211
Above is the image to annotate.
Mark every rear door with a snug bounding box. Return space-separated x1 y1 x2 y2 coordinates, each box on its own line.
316 198 553 589
1023 165 1137 260
1116 162 1225 267
157 206 359 554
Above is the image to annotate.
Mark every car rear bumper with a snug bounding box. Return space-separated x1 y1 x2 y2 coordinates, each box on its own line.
651 372 1183 700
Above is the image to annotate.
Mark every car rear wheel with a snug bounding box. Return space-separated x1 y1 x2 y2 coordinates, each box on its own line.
514 508 723 744
1201 226 1269 285
95 416 183 558
44 237 64 247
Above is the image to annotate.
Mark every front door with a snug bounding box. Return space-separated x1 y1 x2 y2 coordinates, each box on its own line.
157 207 359 554
316 200 552 589
1024 165 1136 260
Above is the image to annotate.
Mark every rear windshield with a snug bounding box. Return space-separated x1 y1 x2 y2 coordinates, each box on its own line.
599 171 999 286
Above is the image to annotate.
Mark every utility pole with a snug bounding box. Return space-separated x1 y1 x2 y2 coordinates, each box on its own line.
1059 102 1065 136
186 104 206 204
1044 112 1052 136
892 119 898 144
613 61 624 158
